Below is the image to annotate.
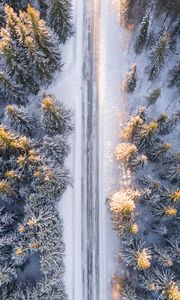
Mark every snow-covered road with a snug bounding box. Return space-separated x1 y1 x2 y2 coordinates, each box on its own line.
49 0 133 299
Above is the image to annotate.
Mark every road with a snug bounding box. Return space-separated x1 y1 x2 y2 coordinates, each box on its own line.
81 0 100 299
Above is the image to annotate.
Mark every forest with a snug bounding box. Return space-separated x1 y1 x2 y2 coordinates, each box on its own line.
109 1 180 299
0 0 73 299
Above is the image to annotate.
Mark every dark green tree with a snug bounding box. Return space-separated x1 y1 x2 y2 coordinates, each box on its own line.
26 4 62 82
5 105 35 136
168 61 180 89
41 95 73 136
0 71 24 103
147 88 161 107
147 32 170 80
135 13 150 53
46 0 74 43
124 64 137 93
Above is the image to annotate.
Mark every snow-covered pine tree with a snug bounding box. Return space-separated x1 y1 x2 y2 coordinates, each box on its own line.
147 31 170 80
119 0 135 27
0 6 37 95
26 4 62 83
0 1 5 27
160 187 180 203
124 64 137 93
46 0 74 43
152 268 180 300
42 135 70 166
115 143 138 169
153 246 174 268
5 105 35 136
0 263 17 288
167 237 180 261
121 115 143 141
161 163 180 182
108 188 139 217
168 61 180 89
6 0 32 11
148 142 171 161
120 283 138 300
41 95 73 136
155 0 180 19
32 165 70 200
135 13 150 53
130 154 147 171
0 71 24 103
153 201 178 219
135 121 158 149
147 88 161 107
121 239 152 271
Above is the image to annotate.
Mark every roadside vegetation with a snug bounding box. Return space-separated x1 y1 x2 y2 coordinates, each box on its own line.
109 1 180 299
0 1 73 299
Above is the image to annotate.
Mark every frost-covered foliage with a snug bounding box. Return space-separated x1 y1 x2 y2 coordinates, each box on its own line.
0 2 73 297
109 3 180 299
146 88 161 107
169 61 180 89
5 105 35 136
0 96 71 297
46 0 74 43
0 4 62 102
147 32 170 80
134 12 150 53
119 0 135 27
123 64 137 93
41 94 73 136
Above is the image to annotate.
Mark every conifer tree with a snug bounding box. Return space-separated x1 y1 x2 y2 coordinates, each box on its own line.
0 1 5 27
115 143 137 163
0 71 24 103
5 105 34 136
135 13 150 53
124 64 137 93
6 0 31 11
121 240 152 271
120 283 138 300
148 142 171 161
147 32 170 80
46 0 74 43
0 6 38 95
26 4 62 82
152 268 180 300
121 115 143 141
169 61 180 89
42 135 70 165
147 88 161 107
109 188 139 217
41 95 73 136
119 0 134 27
136 121 158 148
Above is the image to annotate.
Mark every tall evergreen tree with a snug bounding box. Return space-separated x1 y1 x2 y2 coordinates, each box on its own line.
0 4 62 97
124 64 137 93
5 105 34 136
46 0 74 43
26 4 62 82
147 88 161 107
6 0 31 11
147 32 170 80
0 71 24 103
41 95 73 136
135 13 150 53
0 1 5 27
168 61 180 89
